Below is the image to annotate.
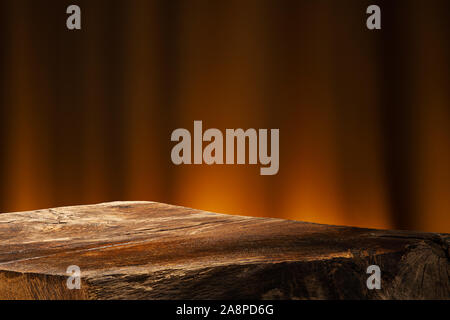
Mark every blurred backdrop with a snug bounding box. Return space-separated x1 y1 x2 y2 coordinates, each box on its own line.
0 0 449 232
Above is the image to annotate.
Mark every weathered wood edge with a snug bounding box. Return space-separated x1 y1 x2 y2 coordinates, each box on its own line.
0 201 449 300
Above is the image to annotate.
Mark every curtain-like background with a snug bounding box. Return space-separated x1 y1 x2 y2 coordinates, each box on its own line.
0 0 449 232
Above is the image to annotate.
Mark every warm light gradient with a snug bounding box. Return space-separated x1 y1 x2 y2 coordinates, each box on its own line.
0 0 449 233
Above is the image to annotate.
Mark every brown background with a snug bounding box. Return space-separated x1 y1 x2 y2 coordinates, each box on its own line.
0 0 449 232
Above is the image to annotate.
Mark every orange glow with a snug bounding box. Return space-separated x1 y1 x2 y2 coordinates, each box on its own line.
0 0 449 233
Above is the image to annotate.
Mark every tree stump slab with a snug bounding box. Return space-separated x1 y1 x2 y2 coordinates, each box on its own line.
0 201 448 300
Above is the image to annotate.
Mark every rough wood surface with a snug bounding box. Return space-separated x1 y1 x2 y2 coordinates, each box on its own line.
0 201 449 300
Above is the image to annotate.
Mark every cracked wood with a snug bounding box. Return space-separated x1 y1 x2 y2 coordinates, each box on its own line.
0 201 449 299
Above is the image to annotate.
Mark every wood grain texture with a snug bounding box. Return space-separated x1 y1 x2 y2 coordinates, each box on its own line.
0 201 449 300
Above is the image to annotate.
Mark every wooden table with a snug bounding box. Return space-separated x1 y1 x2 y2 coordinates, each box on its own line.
0 201 448 299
